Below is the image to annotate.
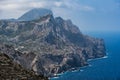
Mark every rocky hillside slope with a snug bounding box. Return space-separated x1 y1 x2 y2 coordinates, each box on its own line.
0 52 48 80
0 8 106 77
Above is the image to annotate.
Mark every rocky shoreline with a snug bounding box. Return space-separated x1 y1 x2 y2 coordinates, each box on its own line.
50 54 108 79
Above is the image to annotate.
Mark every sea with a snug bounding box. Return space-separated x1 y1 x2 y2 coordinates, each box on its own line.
50 31 120 80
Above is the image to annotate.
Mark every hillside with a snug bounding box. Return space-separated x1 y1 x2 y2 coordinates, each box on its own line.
0 8 106 77
0 52 48 80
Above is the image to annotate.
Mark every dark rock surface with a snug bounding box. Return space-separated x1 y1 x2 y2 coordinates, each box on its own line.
0 8 106 77
0 52 48 80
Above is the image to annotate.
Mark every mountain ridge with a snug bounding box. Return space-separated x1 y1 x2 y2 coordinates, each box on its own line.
18 8 53 21
0 8 106 77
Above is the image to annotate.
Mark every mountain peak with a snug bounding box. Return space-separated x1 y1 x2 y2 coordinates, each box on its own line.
18 8 53 21
0 8 106 77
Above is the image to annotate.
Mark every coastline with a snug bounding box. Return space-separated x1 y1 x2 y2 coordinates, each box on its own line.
87 55 108 62
88 52 108 62
50 53 108 80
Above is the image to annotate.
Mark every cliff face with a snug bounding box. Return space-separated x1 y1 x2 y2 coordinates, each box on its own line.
0 52 48 80
0 8 106 77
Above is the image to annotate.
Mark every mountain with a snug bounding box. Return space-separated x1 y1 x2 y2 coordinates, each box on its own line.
0 8 106 77
0 52 48 80
1 18 17 21
18 8 53 21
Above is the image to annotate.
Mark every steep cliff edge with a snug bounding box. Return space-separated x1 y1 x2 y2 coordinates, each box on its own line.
0 8 106 77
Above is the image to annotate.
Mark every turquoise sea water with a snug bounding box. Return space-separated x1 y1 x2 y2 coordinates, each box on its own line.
51 32 120 80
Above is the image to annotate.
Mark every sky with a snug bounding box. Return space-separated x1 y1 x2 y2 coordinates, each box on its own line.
0 0 120 32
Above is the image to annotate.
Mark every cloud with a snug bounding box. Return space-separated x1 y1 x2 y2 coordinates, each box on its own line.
0 0 95 19
0 0 119 32
54 1 63 7
61 0 95 11
81 6 95 11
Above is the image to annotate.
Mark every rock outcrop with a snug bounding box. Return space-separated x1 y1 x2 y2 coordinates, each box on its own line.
0 8 106 77
0 52 48 80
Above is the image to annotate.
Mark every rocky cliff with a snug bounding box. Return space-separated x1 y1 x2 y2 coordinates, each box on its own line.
0 8 106 77
0 52 48 80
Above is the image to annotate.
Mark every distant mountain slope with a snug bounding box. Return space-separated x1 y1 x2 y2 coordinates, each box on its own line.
18 8 53 21
0 8 106 77
0 52 48 80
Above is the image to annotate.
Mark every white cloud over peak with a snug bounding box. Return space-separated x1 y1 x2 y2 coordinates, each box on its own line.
0 0 95 19
0 0 119 32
